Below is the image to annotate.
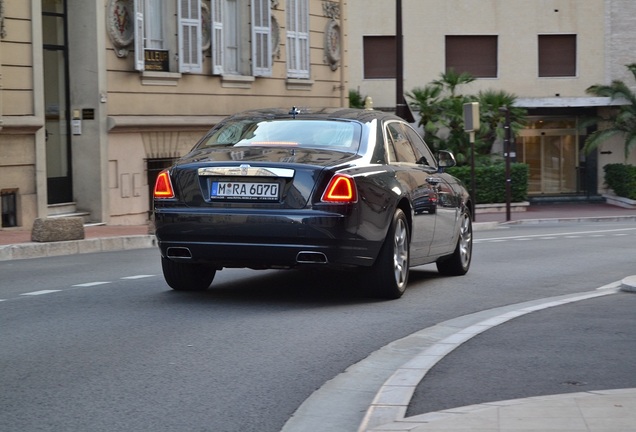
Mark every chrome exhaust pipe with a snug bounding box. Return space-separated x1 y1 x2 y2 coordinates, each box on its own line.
296 251 328 264
166 247 193 260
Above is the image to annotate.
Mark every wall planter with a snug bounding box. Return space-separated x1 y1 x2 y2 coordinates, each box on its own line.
603 193 636 209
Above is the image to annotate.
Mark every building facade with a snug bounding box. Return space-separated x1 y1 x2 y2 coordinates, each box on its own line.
0 0 347 229
347 0 636 200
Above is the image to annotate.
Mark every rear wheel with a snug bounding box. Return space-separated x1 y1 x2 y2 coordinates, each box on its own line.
161 257 216 291
368 209 410 299
436 207 472 276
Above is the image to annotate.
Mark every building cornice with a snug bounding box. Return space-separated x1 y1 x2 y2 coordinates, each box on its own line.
514 97 628 108
107 115 226 132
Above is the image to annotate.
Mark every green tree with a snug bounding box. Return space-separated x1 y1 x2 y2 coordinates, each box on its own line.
476 89 527 158
584 63 636 162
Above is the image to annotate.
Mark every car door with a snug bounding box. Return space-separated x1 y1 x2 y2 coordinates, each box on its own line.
385 121 437 262
401 125 460 256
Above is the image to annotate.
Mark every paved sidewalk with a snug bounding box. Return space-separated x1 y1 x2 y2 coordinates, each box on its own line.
371 388 636 432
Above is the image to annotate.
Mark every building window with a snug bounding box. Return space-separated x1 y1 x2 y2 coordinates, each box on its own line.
145 0 165 49
363 36 396 79
211 0 272 76
134 0 203 73
286 0 310 79
538 34 576 77
445 35 498 78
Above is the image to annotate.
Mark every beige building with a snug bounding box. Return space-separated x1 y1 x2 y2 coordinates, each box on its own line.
0 0 347 229
347 0 636 199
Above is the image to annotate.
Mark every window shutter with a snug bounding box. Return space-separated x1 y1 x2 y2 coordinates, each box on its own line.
211 0 224 74
134 0 145 71
286 0 309 79
445 36 498 78
538 35 577 77
178 0 203 73
298 0 309 76
252 0 272 76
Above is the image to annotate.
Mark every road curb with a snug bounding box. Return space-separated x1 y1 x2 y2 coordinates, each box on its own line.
359 286 621 432
0 235 156 261
621 275 636 293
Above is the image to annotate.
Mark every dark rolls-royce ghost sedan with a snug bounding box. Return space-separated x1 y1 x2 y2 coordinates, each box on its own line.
153 107 472 299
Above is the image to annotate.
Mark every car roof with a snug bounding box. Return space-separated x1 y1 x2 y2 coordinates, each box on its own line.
223 107 404 124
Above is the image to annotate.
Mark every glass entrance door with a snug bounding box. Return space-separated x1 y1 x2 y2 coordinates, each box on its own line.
43 0 72 204
517 119 581 195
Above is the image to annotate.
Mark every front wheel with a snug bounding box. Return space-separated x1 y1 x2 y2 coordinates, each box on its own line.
367 208 410 299
161 257 216 291
436 208 472 276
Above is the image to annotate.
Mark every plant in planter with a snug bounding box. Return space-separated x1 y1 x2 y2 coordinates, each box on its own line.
602 164 636 207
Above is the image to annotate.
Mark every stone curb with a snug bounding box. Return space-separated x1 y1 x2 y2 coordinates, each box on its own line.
621 275 636 293
0 235 156 261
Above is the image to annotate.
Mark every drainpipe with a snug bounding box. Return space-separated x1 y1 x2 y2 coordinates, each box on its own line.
339 0 346 107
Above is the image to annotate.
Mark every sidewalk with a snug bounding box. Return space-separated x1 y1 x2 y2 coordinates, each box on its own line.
0 223 155 261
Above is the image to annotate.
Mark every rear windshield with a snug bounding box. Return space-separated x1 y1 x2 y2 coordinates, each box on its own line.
196 119 361 152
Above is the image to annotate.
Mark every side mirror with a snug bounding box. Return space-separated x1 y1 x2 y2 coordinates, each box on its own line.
438 150 456 170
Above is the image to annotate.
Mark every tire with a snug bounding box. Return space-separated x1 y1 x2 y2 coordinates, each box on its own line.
368 208 410 299
161 257 216 291
436 208 472 276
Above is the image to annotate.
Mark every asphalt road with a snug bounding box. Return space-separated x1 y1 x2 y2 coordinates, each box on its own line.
1 221 635 432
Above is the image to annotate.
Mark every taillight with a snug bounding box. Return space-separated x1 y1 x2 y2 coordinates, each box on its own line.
154 170 175 199
321 174 357 203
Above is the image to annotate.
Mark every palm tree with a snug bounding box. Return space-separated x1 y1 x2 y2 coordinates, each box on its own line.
476 89 526 156
432 69 475 97
584 63 636 162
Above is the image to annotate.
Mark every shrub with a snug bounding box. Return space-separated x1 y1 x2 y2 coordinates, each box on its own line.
604 163 636 200
447 163 529 204
349 89 365 109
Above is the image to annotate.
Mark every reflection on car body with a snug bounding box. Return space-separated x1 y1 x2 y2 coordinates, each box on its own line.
153 107 473 299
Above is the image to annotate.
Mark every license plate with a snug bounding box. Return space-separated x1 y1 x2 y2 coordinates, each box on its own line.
211 181 280 201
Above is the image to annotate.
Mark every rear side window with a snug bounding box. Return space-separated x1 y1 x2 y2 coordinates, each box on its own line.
386 122 437 168
197 119 361 152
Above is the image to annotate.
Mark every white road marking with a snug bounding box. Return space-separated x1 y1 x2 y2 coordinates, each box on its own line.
72 282 112 287
121 275 155 280
21 290 62 296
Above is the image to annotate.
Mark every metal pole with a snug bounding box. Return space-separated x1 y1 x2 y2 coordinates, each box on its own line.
395 0 406 119
503 107 512 222
470 131 476 221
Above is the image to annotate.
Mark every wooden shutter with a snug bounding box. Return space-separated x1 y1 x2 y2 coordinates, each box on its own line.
178 0 203 73
539 35 576 77
363 36 396 79
445 36 498 78
134 0 145 71
211 0 224 74
252 0 272 76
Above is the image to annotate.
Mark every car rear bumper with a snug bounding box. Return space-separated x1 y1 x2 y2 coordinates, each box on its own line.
154 209 381 269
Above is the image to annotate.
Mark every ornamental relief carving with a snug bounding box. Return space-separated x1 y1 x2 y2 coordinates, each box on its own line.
107 0 134 57
322 1 341 71
1 0 6 39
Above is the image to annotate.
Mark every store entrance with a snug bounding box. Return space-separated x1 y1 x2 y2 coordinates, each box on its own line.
517 118 588 196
